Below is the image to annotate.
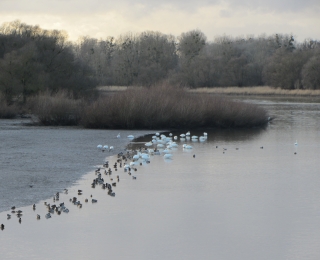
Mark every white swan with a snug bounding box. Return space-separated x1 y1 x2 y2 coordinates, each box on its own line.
295 140 298 145
164 153 173 159
162 148 171 154
141 153 150 160
168 142 178 148
127 135 134 139
103 145 109 150
183 144 193 149
97 144 103 149
186 131 190 136
145 142 153 147
117 133 121 138
199 136 206 142
180 133 186 137
132 154 140 161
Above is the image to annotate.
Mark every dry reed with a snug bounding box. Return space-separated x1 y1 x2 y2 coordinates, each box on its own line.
30 91 83 126
82 83 268 129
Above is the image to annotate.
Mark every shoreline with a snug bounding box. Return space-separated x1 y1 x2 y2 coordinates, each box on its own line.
187 86 320 97
0 118 158 214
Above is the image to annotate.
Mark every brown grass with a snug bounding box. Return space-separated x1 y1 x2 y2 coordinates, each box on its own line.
29 91 83 126
82 83 268 129
188 86 320 96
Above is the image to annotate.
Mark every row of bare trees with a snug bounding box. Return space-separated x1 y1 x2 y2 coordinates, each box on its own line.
1 20 320 104
73 29 320 90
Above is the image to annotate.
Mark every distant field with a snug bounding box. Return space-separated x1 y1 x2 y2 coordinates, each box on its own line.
97 86 320 96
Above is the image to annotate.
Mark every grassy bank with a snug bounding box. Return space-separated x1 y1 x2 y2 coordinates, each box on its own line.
188 86 320 96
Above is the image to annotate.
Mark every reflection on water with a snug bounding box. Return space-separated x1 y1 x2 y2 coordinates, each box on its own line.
0 97 320 260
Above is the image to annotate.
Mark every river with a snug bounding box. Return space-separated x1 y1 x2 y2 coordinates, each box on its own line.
0 96 319 260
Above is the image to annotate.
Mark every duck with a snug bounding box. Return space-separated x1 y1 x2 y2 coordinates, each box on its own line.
1 224 4 230
37 214 40 220
45 213 51 219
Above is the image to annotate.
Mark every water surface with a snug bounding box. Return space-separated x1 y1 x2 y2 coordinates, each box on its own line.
0 97 320 260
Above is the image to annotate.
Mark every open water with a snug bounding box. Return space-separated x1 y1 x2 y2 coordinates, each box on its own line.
0 96 319 260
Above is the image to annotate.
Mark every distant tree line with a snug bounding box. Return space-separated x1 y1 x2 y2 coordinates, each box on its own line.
0 20 97 104
1 20 320 104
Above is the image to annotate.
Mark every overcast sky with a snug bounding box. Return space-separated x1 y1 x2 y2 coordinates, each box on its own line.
0 0 319 42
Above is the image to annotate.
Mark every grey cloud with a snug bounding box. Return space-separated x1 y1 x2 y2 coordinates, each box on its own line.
0 0 319 14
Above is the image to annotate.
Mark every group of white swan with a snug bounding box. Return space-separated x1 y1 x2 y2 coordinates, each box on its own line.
136 131 208 160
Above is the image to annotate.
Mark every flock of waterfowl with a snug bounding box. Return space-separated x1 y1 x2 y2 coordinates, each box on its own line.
1 131 298 231
0 131 208 231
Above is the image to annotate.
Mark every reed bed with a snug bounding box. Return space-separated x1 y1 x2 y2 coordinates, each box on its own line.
189 86 320 96
29 91 83 126
0 94 20 119
81 83 268 129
